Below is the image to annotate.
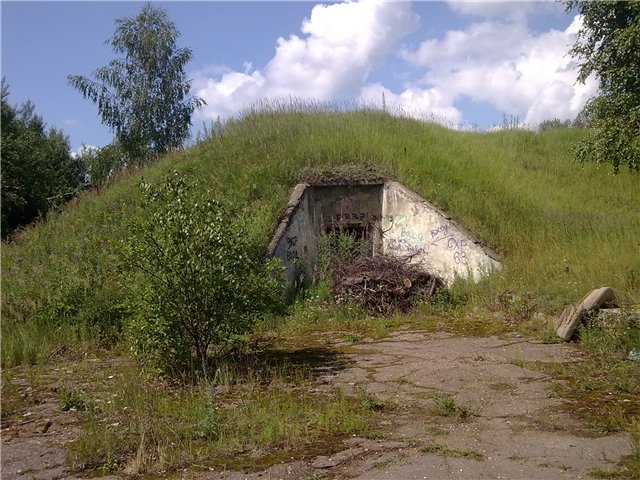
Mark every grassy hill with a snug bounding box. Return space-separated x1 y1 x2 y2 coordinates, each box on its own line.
3 107 640 477
2 107 639 367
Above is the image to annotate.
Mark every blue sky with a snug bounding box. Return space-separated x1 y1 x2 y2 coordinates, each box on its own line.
1 1 596 152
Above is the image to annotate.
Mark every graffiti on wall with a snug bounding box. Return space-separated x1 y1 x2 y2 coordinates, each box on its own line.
280 212 473 271
447 237 469 266
386 237 427 255
285 235 299 260
384 214 470 267
331 194 385 224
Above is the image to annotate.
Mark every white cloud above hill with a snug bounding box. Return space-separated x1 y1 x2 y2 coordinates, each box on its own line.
192 0 597 128
193 0 418 120
399 13 598 125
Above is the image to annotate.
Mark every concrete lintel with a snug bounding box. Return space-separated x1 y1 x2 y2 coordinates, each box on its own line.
305 180 387 187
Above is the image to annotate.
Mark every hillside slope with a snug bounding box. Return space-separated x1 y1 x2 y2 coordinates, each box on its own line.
2 108 639 366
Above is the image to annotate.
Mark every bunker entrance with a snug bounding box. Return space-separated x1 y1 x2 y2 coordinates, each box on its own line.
268 180 501 289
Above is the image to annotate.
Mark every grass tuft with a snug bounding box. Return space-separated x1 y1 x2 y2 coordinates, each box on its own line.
419 442 483 460
431 393 475 420
67 356 374 475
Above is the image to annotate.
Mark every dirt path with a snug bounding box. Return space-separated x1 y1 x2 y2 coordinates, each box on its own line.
2 332 631 479
197 332 630 480
1 366 119 480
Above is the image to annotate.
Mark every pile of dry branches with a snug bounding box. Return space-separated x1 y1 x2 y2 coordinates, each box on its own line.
331 255 444 316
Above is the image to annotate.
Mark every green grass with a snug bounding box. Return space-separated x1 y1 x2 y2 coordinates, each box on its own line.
66 356 375 475
431 393 475 420
3 106 638 367
589 467 621 479
419 442 484 460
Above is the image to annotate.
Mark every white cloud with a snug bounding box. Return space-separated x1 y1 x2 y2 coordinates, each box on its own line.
192 69 266 120
71 144 99 158
194 0 418 121
191 2 597 129
446 0 563 19
402 20 528 66
359 83 462 125
399 13 598 125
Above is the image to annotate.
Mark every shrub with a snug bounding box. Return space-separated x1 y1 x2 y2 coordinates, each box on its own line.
316 230 371 281
538 118 572 132
120 172 284 375
75 143 126 187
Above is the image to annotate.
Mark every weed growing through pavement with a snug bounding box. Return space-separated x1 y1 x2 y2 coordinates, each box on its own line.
59 387 87 412
419 442 483 460
426 426 450 436
431 393 475 420
373 460 392 469
355 384 388 413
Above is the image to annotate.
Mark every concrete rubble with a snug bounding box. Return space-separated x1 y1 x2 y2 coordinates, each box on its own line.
555 287 615 341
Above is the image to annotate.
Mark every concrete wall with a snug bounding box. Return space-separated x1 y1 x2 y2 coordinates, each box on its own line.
381 181 501 285
268 183 384 286
269 181 501 287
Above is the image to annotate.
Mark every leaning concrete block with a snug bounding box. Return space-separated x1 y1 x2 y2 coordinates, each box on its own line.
579 287 614 311
556 287 615 341
556 304 585 341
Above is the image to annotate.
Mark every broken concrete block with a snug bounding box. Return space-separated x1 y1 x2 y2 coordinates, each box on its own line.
556 287 615 341
556 304 584 341
554 308 567 330
628 348 640 361
579 287 614 311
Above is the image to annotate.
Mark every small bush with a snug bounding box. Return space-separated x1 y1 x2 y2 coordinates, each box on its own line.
316 230 370 280
120 172 285 375
74 143 126 187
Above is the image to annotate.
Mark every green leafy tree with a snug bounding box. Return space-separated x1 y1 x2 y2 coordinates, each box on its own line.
120 173 284 376
74 143 126 188
68 4 205 164
566 1 640 172
1 81 86 238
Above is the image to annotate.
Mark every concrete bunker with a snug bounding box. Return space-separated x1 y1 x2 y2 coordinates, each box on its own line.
268 180 501 288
